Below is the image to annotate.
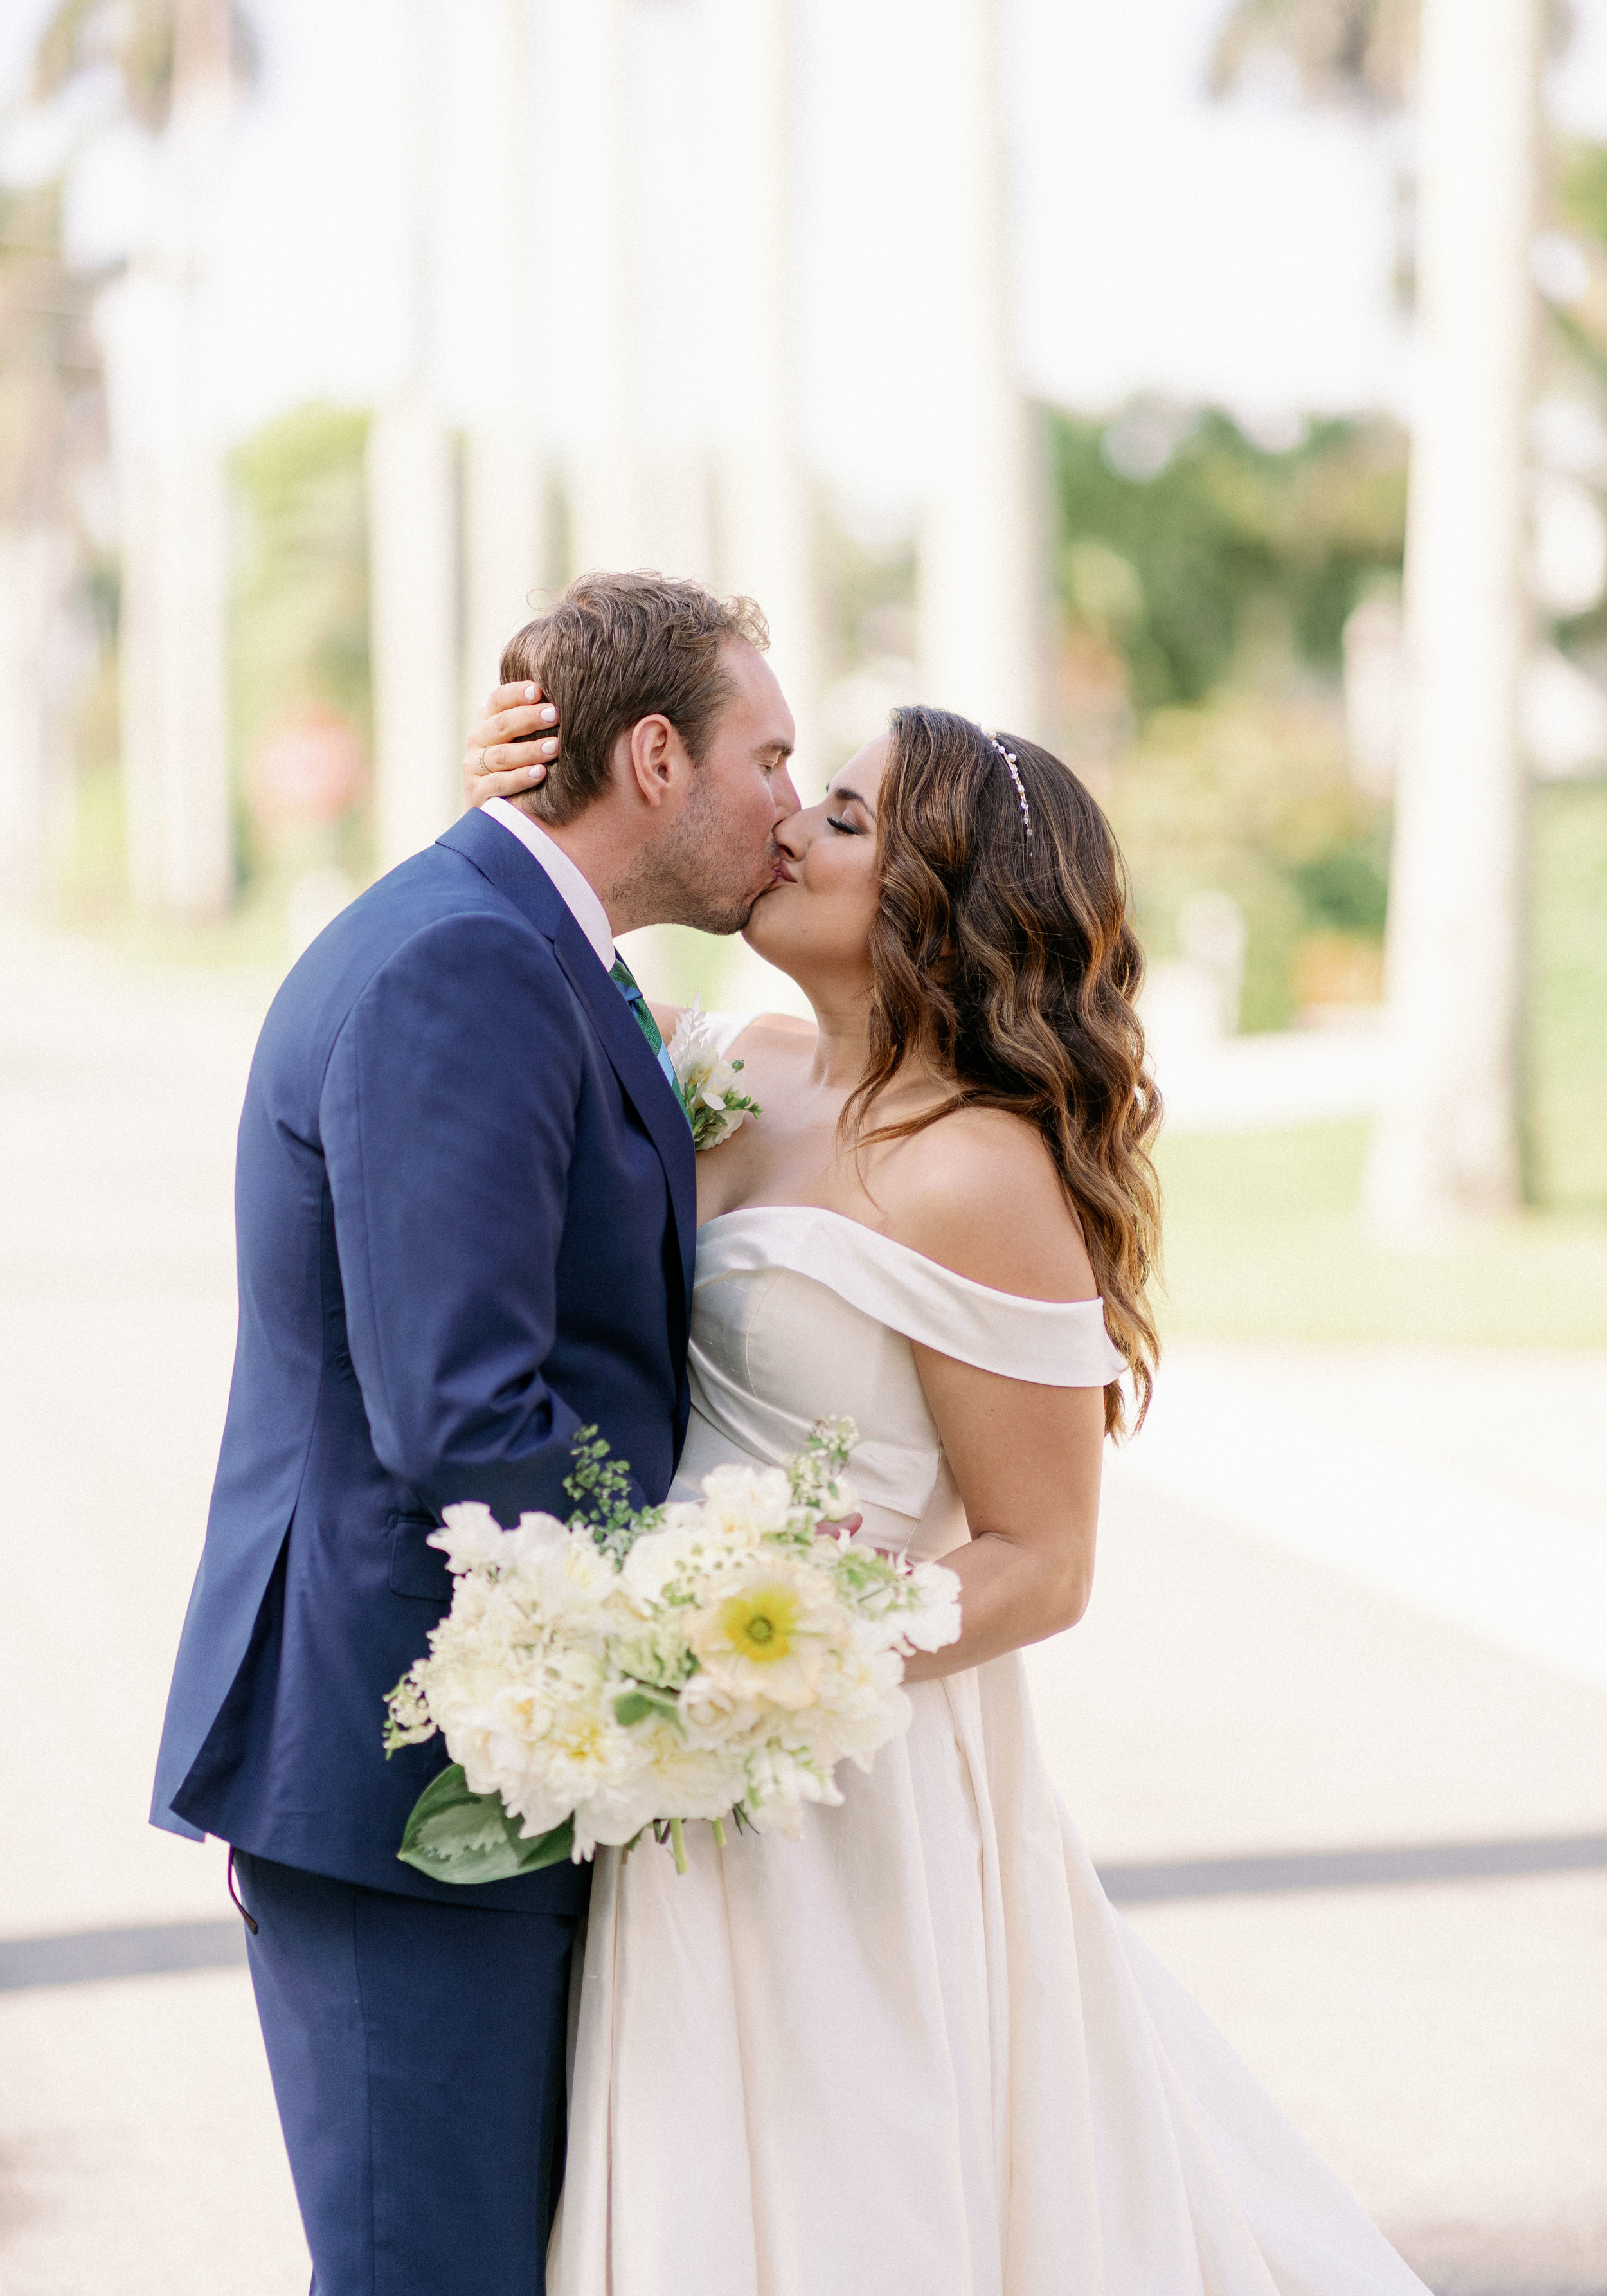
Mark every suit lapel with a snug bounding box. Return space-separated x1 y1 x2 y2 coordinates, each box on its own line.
437 813 697 1313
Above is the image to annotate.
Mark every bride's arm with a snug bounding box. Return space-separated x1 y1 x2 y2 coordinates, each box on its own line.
879 1113 1106 1679
901 1355 1103 1679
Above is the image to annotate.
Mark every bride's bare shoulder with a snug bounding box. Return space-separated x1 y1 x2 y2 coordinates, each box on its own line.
744 1011 816 1043
874 1106 1097 1303
729 1011 816 1062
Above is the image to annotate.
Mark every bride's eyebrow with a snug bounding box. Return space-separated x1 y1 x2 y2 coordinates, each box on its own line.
830 785 873 814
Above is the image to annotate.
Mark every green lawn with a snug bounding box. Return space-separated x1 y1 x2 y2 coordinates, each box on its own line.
1154 1120 1607 1348
1528 781 1607 1211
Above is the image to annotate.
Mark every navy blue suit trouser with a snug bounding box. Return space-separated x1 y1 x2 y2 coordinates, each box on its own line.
235 1853 577 2296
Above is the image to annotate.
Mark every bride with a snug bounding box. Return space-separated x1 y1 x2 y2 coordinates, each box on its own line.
463 695 1424 2295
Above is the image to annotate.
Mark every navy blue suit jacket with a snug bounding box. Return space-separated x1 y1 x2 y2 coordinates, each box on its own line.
150 809 696 1913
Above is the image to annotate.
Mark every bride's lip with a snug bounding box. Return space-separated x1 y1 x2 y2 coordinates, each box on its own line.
766 862 796 887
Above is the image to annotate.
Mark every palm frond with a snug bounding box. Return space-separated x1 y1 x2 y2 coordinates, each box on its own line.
1207 0 1417 112
30 0 258 136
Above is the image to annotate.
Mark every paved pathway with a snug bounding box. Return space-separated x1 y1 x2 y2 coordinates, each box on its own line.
1 929 1603 2295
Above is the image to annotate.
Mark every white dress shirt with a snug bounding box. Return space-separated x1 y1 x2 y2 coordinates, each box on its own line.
482 797 615 970
483 797 683 1101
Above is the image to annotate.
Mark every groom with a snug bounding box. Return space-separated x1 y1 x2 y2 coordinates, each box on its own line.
151 573 798 2295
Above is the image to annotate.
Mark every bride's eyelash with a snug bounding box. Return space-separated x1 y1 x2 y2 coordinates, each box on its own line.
825 813 861 835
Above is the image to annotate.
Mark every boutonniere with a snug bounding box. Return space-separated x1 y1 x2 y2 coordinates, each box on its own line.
665 1000 762 1152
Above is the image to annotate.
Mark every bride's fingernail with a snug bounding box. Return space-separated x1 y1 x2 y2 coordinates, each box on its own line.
537 705 556 725
527 763 546 782
541 737 559 756
525 685 537 701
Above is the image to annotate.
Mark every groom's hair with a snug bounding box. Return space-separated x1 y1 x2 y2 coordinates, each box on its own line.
499 572 771 826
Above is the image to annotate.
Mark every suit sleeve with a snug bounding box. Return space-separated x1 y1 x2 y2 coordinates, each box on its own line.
321 911 589 1522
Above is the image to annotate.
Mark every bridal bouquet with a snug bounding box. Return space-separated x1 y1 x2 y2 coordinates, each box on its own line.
382 1420 962 1883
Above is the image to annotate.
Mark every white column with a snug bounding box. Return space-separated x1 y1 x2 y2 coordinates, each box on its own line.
0 526 69 908
369 399 460 870
565 0 638 574
102 0 233 919
705 0 818 766
368 0 460 871
462 0 548 704
1363 0 1541 1226
622 1 715 588
915 0 1039 740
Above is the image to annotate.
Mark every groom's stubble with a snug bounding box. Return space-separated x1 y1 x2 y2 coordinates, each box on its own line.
613 757 782 937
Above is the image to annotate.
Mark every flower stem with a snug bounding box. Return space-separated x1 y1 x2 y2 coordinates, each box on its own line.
670 1816 687 1874
711 1814 728 1849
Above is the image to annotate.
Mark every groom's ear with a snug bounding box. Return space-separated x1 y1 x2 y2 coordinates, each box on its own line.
622 712 691 810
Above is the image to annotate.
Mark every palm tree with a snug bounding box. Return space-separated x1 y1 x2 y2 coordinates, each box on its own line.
0 176 107 903
1209 0 1416 110
916 0 1040 739
10 0 255 919
1213 0 1545 1225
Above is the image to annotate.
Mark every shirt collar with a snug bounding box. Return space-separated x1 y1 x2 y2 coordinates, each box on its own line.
482 798 615 972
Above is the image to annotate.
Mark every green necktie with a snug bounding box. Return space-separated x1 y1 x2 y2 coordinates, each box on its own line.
608 954 666 1060
610 957 687 1123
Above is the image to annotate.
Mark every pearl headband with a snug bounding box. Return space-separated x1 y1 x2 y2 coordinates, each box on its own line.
986 732 1033 840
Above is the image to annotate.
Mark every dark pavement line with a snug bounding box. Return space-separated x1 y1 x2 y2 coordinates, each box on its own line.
1099 1831 1607 1905
5 1832 1606 1992
0 1918 248 1993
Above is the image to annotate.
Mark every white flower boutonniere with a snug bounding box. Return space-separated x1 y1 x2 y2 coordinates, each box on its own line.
665 1000 762 1152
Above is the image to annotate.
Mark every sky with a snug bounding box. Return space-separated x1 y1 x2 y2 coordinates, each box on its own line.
6 0 1607 520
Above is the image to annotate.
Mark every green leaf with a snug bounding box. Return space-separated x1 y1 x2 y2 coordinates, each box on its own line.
396 1764 576 1885
613 1690 681 1730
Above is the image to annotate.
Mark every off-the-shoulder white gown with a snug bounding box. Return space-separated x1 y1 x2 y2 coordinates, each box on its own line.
549 1034 1426 2296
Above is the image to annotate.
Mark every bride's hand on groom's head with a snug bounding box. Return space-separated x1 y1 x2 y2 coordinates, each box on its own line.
462 682 562 811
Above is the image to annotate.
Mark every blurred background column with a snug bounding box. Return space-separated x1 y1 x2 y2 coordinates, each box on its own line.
565 0 638 574
1364 0 1543 1227
368 0 460 872
705 0 818 761
629 0 717 587
100 0 234 920
462 0 549 709
916 0 1040 741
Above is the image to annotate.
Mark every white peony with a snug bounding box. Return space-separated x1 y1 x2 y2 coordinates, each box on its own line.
500 1510 570 1566
696 1463 794 1541
429 1502 508 1575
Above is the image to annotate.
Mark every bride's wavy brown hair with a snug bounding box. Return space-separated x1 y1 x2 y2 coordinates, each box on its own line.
845 707 1162 1434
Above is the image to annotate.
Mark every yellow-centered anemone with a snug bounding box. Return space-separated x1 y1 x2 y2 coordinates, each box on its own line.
710 1582 804 1665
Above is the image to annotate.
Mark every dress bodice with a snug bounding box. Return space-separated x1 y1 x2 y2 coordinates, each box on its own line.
673 1202 1124 1559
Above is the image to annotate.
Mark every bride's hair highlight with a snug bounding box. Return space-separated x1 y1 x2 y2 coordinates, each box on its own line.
845 706 1162 1435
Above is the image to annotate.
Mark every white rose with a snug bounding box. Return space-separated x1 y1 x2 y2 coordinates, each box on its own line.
678 1675 764 1748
